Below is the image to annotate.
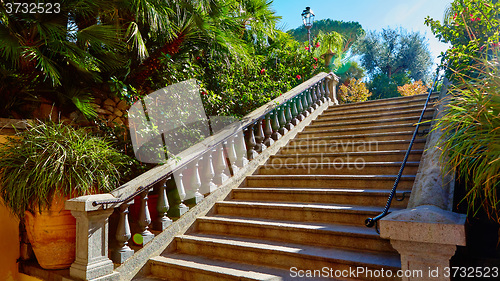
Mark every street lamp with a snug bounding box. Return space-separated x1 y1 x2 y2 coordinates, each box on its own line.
301 7 315 52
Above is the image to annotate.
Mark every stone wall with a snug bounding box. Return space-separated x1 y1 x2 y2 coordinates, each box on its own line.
93 97 130 128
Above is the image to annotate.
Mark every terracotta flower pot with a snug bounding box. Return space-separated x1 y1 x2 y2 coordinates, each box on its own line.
320 50 336 67
24 195 76 269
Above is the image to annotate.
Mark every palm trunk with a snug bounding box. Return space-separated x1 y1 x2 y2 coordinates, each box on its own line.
127 33 186 95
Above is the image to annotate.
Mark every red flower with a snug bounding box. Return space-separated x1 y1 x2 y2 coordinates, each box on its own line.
313 57 318 62
196 56 201 60
296 75 302 80
315 42 320 48
453 13 457 20
313 65 317 69
305 46 309 51
260 69 266 74
201 91 208 96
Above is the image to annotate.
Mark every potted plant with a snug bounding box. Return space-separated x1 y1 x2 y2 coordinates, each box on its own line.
315 31 343 68
0 121 130 269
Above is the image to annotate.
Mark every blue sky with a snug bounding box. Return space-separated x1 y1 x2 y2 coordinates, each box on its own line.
271 0 452 65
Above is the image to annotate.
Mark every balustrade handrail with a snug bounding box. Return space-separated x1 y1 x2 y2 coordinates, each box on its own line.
364 68 442 230
89 72 335 209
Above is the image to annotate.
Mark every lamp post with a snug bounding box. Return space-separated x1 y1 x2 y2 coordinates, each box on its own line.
301 7 315 52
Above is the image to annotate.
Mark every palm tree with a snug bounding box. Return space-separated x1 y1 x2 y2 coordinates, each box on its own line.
0 0 128 118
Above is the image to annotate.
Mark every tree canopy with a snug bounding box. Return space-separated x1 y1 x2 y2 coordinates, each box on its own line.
287 19 365 52
355 28 432 81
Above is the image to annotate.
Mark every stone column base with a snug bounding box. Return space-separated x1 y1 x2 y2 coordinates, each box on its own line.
380 205 466 281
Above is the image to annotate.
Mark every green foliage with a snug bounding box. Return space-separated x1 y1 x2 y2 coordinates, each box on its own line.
335 61 366 84
288 19 365 52
338 78 372 103
0 121 132 219
200 32 325 117
425 0 500 81
368 72 411 99
314 31 343 55
435 55 500 223
427 0 500 223
355 28 433 82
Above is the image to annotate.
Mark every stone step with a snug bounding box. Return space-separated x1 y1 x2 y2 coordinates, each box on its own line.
215 200 403 225
149 254 290 281
314 108 436 125
196 216 396 253
173 234 401 281
257 162 419 175
269 150 424 164
280 139 426 154
231 188 410 208
307 115 433 130
324 94 437 113
298 123 430 138
245 174 416 190
292 130 428 142
319 104 435 119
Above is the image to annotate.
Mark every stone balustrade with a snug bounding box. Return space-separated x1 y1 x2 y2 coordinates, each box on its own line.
65 72 339 281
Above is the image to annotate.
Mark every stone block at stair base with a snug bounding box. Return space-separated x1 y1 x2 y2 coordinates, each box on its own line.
66 195 116 281
185 193 204 207
168 203 189 219
380 205 466 281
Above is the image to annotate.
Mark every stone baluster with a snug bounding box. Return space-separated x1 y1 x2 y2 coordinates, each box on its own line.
154 178 172 231
199 152 216 194
271 110 282 140
112 201 134 263
254 117 266 153
315 83 323 106
171 167 189 218
301 92 310 117
307 88 314 113
311 85 320 109
278 106 288 136
291 98 300 126
296 95 305 121
226 136 238 173
263 113 274 147
320 79 328 103
244 123 258 160
213 145 229 185
137 189 154 245
285 101 294 131
233 133 249 168
184 159 203 206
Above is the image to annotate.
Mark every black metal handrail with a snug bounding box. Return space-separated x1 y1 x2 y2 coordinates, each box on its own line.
365 69 442 230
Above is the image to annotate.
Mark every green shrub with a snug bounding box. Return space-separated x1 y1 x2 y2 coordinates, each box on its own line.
0 121 131 219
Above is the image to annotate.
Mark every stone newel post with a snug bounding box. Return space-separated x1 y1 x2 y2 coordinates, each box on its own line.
326 72 339 105
66 194 118 281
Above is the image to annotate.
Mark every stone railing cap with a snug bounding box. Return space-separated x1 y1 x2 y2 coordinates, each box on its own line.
65 194 119 212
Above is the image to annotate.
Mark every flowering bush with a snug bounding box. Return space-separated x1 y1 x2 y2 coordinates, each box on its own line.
397 80 428 96
425 0 500 80
199 35 325 117
338 78 372 103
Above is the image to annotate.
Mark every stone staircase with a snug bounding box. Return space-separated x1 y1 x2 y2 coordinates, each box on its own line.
135 93 437 281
